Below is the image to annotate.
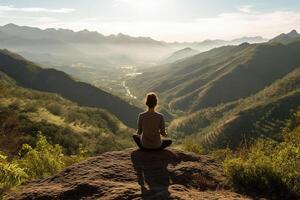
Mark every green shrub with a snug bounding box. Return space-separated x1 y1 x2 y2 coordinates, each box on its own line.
181 137 205 154
0 133 85 197
224 145 286 198
46 103 63 116
224 121 300 199
16 134 66 179
210 148 233 162
0 152 28 197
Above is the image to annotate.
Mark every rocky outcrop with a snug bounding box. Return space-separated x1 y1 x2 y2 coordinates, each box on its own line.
7 148 249 200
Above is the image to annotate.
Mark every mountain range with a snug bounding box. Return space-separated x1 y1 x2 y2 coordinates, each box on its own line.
0 23 268 68
169 36 267 52
1 25 299 150
127 31 300 148
0 25 300 199
0 23 171 67
269 29 300 44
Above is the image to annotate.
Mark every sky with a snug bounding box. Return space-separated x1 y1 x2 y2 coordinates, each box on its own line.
0 0 300 42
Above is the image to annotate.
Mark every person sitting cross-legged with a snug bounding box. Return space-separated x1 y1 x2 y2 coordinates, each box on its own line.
133 92 172 150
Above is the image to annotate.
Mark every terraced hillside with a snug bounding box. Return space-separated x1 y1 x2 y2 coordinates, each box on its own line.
169 68 300 148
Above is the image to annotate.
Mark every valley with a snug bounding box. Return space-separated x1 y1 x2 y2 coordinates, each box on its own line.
49 63 142 101
1 25 299 149
0 23 299 199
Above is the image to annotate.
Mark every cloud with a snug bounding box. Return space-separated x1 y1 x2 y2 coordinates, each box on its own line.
1 4 300 42
0 5 75 13
238 5 254 13
90 10 300 42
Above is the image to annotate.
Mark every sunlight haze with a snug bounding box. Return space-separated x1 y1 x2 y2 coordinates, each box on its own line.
1 0 300 41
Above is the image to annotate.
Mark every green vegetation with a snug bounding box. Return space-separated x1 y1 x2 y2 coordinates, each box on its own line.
184 109 300 199
0 61 136 198
129 41 300 113
16 134 79 179
0 49 142 128
0 134 83 198
0 30 300 199
170 68 300 148
224 110 300 199
181 137 205 154
0 78 134 156
0 152 27 198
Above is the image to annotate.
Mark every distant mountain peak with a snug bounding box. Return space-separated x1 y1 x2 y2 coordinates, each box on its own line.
3 23 18 27
269 29 300 44
163 47 199 63
177 47 198 53
117 33 128 37
288 29 299 37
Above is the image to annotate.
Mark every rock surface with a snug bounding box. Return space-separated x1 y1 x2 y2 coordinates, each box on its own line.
7 148 250 200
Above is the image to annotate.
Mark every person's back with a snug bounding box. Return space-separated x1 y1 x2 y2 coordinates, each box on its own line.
138 111 165 149
133 92 172 150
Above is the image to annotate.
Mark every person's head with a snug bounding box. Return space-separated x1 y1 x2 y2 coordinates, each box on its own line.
145 92 158 109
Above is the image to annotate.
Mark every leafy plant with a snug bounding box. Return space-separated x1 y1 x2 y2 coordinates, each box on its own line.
0 152 28 198
224 111 300 199
0 133 87 198
16 134 67 179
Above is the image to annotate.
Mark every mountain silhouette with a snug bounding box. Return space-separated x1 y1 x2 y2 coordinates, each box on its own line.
163 47 199 64
0 24 268 68
269 29 300 44
0 23 171 67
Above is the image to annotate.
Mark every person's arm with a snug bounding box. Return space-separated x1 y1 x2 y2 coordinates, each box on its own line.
159 116 168 137
136 114 142 135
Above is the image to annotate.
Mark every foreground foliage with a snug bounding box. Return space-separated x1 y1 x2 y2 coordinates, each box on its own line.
0 80 133 156
0 153 27 198
224 111 300 199
0 134 84 198
181 137 205 154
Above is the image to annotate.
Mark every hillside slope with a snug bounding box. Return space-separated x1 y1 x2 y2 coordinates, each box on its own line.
269 29 300 44
169 68 300 148
0 77 133 156
129 41 300 113
6 148 250 200
0 49 142 127
163 47 199 64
